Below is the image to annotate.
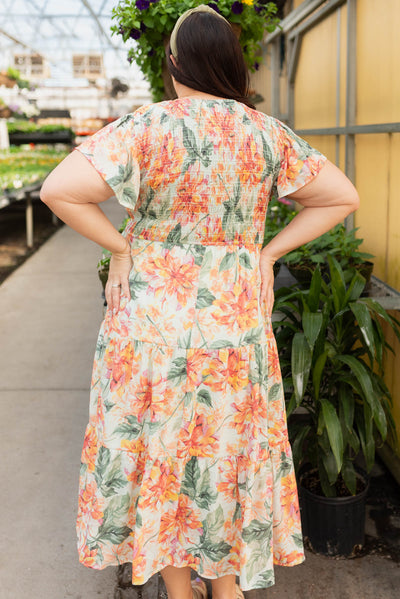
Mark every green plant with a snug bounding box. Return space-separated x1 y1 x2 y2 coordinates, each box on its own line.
263 196 296 247
6 120 73 136
97 217 130 284
6 66 30 89
111 0 279 101
273 255 400 497
284 224 373 268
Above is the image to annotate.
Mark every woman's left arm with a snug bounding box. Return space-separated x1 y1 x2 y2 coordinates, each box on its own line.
40 150 132 312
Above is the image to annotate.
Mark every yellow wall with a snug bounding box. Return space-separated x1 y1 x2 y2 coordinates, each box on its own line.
260 0 400 458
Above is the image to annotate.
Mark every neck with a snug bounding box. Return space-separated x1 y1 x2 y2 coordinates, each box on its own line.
173 80 223 100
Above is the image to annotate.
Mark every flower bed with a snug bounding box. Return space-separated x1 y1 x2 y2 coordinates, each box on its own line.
0 147 69 193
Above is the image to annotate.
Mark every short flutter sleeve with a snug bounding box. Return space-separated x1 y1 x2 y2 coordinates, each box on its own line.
272 118 327 198
76 114 141 210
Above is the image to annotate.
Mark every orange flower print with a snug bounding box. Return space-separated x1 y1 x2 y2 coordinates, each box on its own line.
144 252 198 307
280 144 304 186
121 438 146 453
104 339 136 396
179 413 219 457
79 481 104 521
159 494 203 546
172 171 209 217
212 281 258 331
185 349 210 390
202 355 227 392
81 425 98 472
227 349 249 391
217 461 239 501
236 134 264 185
231 384 267 435
80 545 98 567
140 459 180 509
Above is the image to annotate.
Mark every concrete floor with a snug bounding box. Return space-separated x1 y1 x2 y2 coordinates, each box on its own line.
0 198 399 599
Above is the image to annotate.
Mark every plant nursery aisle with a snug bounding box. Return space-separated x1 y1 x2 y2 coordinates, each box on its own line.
0 198 125 599
0 198 399 599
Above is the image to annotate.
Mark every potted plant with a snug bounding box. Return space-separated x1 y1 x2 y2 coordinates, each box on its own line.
273 255 400 555
263 195 297 277
111 0 280 101
283 224 374 288
97 217 130 290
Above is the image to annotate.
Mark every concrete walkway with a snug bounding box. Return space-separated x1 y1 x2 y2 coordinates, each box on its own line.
0 198 126 599
1 198 399 599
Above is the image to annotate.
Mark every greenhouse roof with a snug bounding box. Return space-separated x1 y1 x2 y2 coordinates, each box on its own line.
0 0 144 87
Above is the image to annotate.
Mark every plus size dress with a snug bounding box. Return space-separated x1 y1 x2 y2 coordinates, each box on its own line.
75 98 326 591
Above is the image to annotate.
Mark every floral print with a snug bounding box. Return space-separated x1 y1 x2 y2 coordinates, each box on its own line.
76 98 326 590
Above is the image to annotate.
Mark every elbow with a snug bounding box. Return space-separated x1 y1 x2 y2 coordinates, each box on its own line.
347 190 360 214
40 176 56 206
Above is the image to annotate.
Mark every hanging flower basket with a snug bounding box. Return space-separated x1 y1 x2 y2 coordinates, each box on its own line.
111 1 280 102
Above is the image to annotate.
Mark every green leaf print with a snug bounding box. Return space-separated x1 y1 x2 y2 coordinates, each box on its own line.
292 532 304 548
246 549 269 585
103 397 116 412
255 570 275 588
107 493 131 520
113 415 142 439
192 244 206 267
242 328 263 345
268 383 282 402
167 356 187 384
196 288 216 309
164 223 182 247
242 519 272 545
199 539 232 562
239 253 252 270
129 271 148 300
196 468 218 510
197 389 212 407
219 252 236 272
181 457 201 501
209 340 234 349
261 134 275 182
95 446 111 478
205 505 225 538
277 451 293 479
181 457 218 509
96 523 132 545
95 451 128 498
233 501 242 523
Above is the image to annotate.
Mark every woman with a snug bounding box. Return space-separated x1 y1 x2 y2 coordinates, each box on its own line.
41 5 359 599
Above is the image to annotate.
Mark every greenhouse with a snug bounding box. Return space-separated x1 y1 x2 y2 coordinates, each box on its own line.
1 1 400 599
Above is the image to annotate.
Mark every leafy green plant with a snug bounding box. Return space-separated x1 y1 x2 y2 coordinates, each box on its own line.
111 0 279 101
7 120 73 135
97 217 130 288
273 255 400 497
283 224 374 269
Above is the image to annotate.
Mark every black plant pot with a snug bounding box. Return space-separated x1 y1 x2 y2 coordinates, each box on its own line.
298 463 370 557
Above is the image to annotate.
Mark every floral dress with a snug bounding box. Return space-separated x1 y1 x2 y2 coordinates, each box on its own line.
75 98 326 591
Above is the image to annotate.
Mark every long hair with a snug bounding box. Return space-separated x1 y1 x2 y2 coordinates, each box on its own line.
166 11 255 110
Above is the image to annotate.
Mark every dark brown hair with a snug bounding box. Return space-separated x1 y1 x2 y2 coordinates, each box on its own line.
166 12 255 109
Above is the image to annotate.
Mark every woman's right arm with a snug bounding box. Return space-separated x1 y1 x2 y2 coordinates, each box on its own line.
259 160 360 308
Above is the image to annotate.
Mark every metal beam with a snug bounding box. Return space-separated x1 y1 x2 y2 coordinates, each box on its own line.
265 0 326 43
288 0 347 40
295 123 400 136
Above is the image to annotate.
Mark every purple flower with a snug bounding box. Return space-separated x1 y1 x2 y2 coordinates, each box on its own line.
231 1 244 15
118 26 125 35
136 0 150 10
127 56 134 64
255 4 263 13
140 22 147 32
129 28 142 40
254 62 260 71
208 2 220 12
148 48 155 57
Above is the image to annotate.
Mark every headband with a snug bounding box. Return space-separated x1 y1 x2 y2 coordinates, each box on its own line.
170 4 228 59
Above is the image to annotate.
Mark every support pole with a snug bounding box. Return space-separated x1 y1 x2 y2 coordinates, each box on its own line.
25 193 33 248
345 0 357 231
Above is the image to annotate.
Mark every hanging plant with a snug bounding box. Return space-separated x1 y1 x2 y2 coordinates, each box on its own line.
111 0 280 101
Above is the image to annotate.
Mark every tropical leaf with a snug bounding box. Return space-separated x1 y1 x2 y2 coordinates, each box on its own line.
239 252 252 270
167 357 187 383
350 302 375 364
307 266 322 312
341 458 357 495
312 351 328 401
113 415 142 439
302 311 323 349
320 398 344 473
181 457 200 501
291 332 312 404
